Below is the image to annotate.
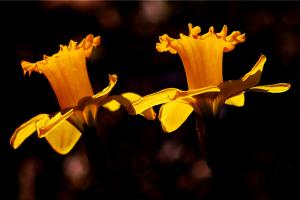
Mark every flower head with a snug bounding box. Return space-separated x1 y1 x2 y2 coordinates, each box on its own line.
11 35 155 154
21 34 99 109
132 23 291 133
157 23 245 89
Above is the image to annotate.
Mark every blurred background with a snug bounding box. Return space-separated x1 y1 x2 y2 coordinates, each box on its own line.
0 1 299 200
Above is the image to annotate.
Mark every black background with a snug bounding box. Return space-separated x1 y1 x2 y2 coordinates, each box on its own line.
0 1 299 200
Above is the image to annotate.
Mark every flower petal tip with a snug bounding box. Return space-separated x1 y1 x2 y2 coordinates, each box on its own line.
9 134 19 149
109 74 118 83
83 34 101 49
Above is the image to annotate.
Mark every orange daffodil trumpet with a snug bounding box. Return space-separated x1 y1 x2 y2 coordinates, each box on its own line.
11 35 155 155
131 23 291 133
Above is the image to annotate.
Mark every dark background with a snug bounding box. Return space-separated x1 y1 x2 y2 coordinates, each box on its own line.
0 1 299 200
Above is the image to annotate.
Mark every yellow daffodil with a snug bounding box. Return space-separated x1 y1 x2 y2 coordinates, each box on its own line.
131 23 291 133
11 34 156 155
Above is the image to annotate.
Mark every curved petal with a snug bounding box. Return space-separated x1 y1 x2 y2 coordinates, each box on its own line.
77 34 101 58
213 55 267 114
45 120 82 155
92 74 117 100
159 101 194 133
132 86 220 115
241 54 266 83
122 92 157 120
224 83 290 108
248 83 291 93
105 92 157 120
74 74 118 125
36 109 74 138
10 114 49 149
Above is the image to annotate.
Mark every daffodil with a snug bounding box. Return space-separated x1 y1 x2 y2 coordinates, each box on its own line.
11 34 155 155
131 23 291 133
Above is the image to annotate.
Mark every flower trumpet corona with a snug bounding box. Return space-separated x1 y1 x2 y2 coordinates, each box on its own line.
132 23 290 133
11 35 155 155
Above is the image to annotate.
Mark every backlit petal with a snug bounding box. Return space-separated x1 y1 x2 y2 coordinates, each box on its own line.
10 114 49 149
159 101 194 133
45 120 81 155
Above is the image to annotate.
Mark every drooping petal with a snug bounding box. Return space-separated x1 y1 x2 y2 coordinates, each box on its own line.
248 83 291 93
45 120 82 155
159 101 194 133
10 114 49 149
132 86 220 116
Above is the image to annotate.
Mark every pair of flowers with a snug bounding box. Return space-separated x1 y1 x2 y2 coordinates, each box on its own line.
11 24 290 155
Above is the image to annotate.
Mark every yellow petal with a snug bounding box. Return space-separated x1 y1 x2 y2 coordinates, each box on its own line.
225 92 245 107
74 74 118 125
21 60 42 75
105 92 157 120
10 114 49 149
241 54 266 83
122 92 156 120
156 34 178 54
132 86 220 115
248 83 291 93
77 34 101 58
102 99 121 112
213 55 267 114
36 109 74 138
45 120 81 155
92 74 117 99
218 55 266 99
159 101 194 133
102 86 146 114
